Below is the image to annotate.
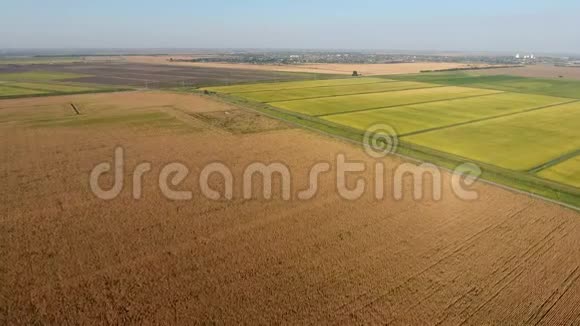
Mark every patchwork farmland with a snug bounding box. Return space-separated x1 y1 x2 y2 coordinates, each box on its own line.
0 62 335 90
1 63 580 324
205 72 580 208
3 0 580 322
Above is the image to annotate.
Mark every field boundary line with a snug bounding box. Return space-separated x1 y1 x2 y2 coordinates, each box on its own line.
1 83 61 93
92 72 335 89
215 78 392 95
235 80 397 94
388 76 580 101
0 90 141 108
277 92 580 203
528 149 580 174
227 79 396 94
0 88 132 101
194 74 346 89
262 85 444 103
314 91 504 117
81 74 157 83
102 70 310 81
0 81 115 94
212 93 580 212
398 139 580 195
469 86 580 101
398 99 580 138
161 105 229 135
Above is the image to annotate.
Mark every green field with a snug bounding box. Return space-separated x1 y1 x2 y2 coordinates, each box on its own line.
0 71 127 99
204 77 386 93
389 73 580 99
538 156 580 188
209 71 580 208
272 86 500 116
0 57 86 65
0 71 89 81
0 85 49 97
322 92 570 136
403 102 580 171
6 82 97 93
235 81 438 102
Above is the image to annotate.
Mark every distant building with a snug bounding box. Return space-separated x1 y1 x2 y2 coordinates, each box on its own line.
515 53 536 62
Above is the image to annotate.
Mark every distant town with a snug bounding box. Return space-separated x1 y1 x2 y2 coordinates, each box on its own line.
2 49 579 68
171 51 579 67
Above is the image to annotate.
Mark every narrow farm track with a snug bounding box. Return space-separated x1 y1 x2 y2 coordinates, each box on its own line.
398 99 580 138
529 148 580 174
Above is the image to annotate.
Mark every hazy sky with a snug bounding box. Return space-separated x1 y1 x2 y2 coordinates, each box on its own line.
1 0 579 53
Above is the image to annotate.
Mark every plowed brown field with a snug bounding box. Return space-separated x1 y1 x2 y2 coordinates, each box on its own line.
1 92 579 324
0 91 239 113
475 64 580 80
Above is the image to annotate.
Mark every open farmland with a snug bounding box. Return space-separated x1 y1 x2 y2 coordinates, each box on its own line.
0 57 89 65
0 91 272 132
0 84 49 97
0 71 90 81
270 86 500 116
203 76 388 93
0 62 335 89
0 71 127 99
2 89 580 324
123 55 493 75
206 73 580 208
389 72 580 99
228 80 438 102
322 92 570 135
403 101 580 170
475 64 580 80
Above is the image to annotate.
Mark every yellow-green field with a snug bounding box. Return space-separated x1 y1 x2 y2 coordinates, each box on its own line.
272 86 500 116
204 77 387 93
403 102 580 171
207 73 580 207
234 81 438 102
0 72 127 99
0 85 50 97
4 82 99 93
537 156 580 188
322 93 570 135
